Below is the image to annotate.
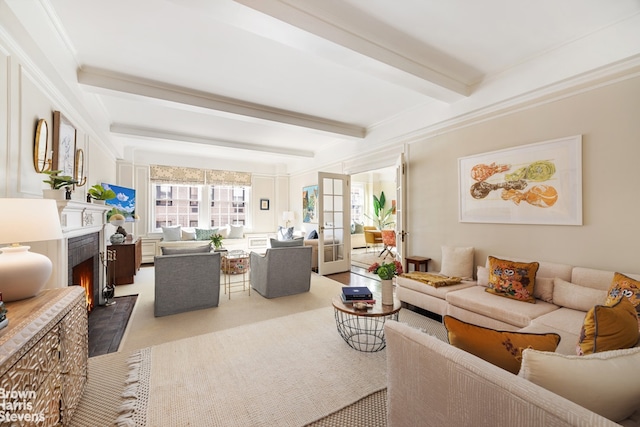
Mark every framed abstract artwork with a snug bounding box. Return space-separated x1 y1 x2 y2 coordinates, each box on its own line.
458 135 582 225
52 111 77 178
302 185 318 223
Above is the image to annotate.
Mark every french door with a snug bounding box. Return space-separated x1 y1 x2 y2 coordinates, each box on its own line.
395 153 407 268
317 172 351 275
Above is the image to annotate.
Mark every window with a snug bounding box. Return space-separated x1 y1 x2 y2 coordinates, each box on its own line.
210 185 248 226
154 185 200 229
152 183 250 231
351 183 365 223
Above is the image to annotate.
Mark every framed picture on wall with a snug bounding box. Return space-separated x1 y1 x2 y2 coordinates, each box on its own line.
260 198 270 210
458 135 582 225
52 111 77 178
302 185 318 223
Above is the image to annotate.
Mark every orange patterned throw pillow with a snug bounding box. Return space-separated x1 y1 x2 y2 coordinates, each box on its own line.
485 256 539 303
605 272 640 325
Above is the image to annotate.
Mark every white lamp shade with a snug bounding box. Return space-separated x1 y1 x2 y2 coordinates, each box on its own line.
0 199 62 301
109 213 126 227
0 199 62 245
283 211 295 222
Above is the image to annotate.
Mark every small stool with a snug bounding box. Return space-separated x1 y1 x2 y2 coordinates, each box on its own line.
405 256 430 273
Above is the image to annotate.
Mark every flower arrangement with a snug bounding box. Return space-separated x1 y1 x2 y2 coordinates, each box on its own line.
368 260 403 280
210 233 223 249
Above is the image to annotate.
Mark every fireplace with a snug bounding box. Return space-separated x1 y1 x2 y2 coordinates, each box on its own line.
68 232 100 311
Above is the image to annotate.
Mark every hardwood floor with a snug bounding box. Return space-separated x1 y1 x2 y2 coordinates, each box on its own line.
327 266 382 292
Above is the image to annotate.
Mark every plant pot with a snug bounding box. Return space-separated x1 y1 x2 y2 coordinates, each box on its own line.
93 200 106 205
381 279 394 305
42 189 65 200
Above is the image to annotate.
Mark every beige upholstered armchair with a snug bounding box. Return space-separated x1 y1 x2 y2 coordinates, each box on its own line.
250 246 312 298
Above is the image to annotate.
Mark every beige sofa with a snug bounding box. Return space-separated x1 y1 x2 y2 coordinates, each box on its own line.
385 320 639 426
391 254 640 425
396 255 640 355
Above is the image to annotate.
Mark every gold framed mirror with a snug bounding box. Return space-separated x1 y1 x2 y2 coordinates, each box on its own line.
75 148 86 187
33 118 50 173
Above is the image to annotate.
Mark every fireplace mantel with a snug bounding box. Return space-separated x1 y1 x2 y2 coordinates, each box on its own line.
45 201 113 304
56 200 111 238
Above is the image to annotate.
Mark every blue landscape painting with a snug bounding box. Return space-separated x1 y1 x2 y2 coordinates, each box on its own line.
103 183 136 222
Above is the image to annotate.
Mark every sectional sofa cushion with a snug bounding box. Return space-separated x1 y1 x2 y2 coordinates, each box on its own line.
446 286 559 328
519 346 640 422
444 315 560 374
228 224 244 239
605 272 640 320
162 226 182 242
485 256 539 303
553 278 607 311
440 246 474 280
161 243 211 255
270 237 303 248
576 297 639 355
181 229 196 240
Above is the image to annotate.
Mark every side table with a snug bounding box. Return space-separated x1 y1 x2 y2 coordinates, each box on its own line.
332 295 401 352
222 250 250 299
405 256 430 273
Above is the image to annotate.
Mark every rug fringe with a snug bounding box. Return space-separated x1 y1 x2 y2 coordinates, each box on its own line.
116 348 150 427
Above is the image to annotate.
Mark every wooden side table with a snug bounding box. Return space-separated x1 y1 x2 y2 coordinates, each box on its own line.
405 256 430 273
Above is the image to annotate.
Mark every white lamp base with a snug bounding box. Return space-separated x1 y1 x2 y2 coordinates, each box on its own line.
0 245 53 302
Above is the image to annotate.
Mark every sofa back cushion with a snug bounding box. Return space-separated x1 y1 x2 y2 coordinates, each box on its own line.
162 226 182 242
270 237 304 248
519 346 640 422
443 315 560 374
552 278 607 311
440 246 474 280
161 244 212 255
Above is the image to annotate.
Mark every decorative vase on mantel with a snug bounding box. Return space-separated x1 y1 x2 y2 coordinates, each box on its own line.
381 279 394 305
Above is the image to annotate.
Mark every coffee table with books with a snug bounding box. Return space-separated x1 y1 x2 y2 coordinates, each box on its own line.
332 287 401 352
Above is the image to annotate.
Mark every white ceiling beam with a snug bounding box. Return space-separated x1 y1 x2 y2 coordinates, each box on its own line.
78 67 366 139
233 0 470 102
110 124 316 158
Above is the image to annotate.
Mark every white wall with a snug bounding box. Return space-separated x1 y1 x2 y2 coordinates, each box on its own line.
404 74 640 274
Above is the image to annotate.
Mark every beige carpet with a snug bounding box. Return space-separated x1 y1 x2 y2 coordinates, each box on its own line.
351 249 395 270
69 265 447 427
117 307 388 426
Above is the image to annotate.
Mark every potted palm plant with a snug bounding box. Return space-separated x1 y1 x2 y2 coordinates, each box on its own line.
42 170 78 200
88 184 116 204
365 191 395 230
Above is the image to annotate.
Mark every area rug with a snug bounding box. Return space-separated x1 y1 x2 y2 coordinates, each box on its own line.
351 251 394 270
117 307 388 427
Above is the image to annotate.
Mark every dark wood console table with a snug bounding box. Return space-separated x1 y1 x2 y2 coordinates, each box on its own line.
108 238 142 285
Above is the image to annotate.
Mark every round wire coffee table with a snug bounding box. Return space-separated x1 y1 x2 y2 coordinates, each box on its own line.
332 295 401 352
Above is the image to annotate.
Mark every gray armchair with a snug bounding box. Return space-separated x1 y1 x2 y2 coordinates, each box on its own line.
250 246 312 298
154 252 221 317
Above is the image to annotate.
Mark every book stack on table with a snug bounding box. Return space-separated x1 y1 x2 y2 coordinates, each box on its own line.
341 287 376 304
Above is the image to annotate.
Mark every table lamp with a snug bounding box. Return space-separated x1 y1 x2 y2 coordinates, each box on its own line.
109 213 126 244
283 211 294 228
0 198 63 301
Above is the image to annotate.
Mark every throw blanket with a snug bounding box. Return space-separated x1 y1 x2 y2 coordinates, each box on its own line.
402 272 462 288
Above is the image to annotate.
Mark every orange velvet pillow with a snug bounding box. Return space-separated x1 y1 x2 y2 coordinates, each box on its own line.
576 297 639 356
444 315 560 374
485 256 539 303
